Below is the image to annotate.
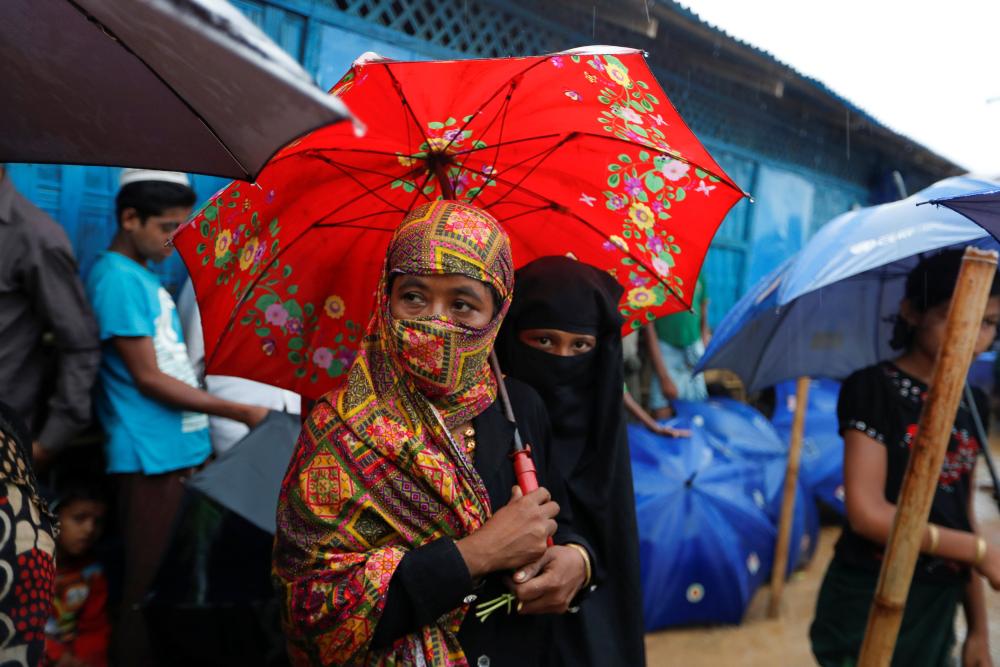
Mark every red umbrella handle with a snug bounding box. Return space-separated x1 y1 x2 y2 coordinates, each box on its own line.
512 444 553 547
490 351 554 547
512 447 540 493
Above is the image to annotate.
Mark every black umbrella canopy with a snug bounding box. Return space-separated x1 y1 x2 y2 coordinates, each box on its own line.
1 0 357 180
187 410 300 534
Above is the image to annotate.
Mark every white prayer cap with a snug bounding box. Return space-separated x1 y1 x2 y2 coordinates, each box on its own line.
119 168 191 188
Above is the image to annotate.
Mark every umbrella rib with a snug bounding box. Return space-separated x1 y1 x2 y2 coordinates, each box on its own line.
452 81 516 197
745 299 798 391
383 65 432 150
271 145 424 164
439 56 553 155
485 135 573 209
303 150 429 187
466 87 516 205
64 0 252 179
307 153 412 213
449 133 563 157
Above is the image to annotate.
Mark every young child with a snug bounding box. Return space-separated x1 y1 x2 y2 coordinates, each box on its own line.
85 169 268 662
810 249 1000 666
44 482 110 667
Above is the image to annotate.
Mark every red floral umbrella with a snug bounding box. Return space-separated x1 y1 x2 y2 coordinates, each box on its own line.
174 46 746 399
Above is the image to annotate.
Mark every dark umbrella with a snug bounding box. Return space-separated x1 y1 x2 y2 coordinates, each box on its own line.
1 0 355 180
187 410 300 534
928 188 1000 242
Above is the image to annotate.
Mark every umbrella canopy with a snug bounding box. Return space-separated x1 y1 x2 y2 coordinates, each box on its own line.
672 399 819 571
772 378 845 515
698 176 1000 391
187 410 300 534
2 0 355 179
174 46 745 398
927 188 1000 243
630 421 775 629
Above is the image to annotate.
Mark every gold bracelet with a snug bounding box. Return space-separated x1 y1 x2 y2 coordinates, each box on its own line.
566 543 592 588
975 537 988 567
927 524 940 556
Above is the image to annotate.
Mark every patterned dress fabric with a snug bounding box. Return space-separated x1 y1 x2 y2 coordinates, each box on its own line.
0 405 57 666
273 200 514 666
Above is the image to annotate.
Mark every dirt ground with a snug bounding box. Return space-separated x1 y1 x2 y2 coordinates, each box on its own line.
644 442 1000 667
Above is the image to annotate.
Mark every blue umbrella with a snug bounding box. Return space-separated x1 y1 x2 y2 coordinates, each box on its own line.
672 399 820 570
927 188 1000 243
697 175 1000 392
772 378 845 516
630 421 776 629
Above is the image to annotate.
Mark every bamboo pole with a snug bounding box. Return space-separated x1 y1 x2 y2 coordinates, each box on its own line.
857 247 998 666
768 375 810 618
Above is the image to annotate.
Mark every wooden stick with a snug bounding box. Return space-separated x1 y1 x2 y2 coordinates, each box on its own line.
857 247 998 666
768 375 810 618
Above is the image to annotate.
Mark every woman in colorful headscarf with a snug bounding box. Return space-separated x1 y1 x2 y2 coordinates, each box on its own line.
496 256 646 667
274 201 594 667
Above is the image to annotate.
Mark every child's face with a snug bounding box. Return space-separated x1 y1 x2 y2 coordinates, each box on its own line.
907 295 1000 359
57 499 107 558
517 328 597 357
121 205 192 263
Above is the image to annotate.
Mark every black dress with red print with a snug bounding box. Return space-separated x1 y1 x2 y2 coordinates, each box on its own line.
833 362 985 584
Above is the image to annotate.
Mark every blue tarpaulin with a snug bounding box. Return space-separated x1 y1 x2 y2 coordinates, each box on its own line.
630 421 775 629
672 399 820 570
772 379 845 516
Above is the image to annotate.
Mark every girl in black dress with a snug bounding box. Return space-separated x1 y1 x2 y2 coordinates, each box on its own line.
810 249 1000 666
497 256 646 667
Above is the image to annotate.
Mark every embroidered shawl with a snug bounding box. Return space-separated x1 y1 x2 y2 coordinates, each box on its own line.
274 201 514 666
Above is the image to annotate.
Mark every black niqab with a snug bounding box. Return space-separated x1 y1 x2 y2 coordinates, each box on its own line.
497 256 645 667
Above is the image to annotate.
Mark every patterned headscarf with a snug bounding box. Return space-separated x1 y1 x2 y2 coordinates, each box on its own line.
274 201 513 666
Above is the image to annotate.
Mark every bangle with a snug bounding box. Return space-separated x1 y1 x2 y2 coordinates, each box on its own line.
927 524 940 556
975 537 988 566
566 543 592 588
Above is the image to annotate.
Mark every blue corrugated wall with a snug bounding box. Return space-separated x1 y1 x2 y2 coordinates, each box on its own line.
8 0 867 318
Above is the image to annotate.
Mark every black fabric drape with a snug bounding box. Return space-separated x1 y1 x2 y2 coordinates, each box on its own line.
497 256 646 667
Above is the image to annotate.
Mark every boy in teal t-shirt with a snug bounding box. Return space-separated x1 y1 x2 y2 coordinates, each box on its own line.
86 169 267 664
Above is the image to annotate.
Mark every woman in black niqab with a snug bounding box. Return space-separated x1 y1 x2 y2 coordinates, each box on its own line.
497 256 645 667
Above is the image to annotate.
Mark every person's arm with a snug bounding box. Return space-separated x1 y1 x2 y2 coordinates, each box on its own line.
962 461 992 667
113 337 265 427
843 430 1000 587
26 238 100 460
623 391 690 438
643 323 678 400
370 538 477 649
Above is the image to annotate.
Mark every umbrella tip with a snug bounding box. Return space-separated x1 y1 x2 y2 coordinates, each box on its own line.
684 473 696 488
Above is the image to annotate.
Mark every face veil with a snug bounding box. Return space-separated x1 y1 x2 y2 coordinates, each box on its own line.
274 200 515 666
496 255 648 667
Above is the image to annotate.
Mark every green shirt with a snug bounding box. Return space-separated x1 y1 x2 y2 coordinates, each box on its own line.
654 277 707 348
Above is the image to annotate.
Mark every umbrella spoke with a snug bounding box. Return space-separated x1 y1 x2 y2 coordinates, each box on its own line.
307 153 413 213
449 133 563 157
383 65 432 151
271 145 424 164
